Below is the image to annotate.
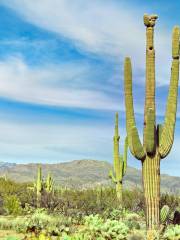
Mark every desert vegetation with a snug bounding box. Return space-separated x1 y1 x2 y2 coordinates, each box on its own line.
0 13 179 240
0 176 179 239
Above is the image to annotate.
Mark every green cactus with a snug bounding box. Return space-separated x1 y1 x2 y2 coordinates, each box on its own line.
45 173 54 194
36 165 43 208
95 186 103 206
109 112 128 204
160 205 170 224
124 14 180 231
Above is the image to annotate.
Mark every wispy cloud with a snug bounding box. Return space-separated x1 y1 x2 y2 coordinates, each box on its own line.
0 56 120 110
1 0 174 86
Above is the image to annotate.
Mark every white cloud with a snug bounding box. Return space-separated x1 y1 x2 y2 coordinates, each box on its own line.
0 0 178 111
0 56 178 116
0 56 121 110
1 0 174 86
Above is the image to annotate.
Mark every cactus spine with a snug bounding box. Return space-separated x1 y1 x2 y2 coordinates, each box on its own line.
124 14 180 231
109 113 128 204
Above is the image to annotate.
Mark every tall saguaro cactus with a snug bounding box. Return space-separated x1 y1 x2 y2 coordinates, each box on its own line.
109 113 128 204
124 14 180 230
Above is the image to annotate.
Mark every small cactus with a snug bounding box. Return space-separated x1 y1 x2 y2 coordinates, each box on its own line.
160 205 170 224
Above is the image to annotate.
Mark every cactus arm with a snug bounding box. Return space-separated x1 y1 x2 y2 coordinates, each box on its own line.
144 108 155 153
130 127 146 160
109 170 116 183
117 155 123 181
124 57 145 160
113 113 120 173
122 136 128 176
159 26 180 158
46 173 52 193
157 124 163 146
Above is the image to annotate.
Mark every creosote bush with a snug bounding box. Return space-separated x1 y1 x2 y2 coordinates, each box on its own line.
3 195 22 216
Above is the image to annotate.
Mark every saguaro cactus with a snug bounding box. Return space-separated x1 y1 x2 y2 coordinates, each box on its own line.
46 173 54 194
124 14 180 230
36 165 43 208
109 113 128 204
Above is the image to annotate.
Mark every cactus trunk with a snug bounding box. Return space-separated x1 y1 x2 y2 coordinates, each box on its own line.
36 165 43 208
142 152 160 229
116 181 123 203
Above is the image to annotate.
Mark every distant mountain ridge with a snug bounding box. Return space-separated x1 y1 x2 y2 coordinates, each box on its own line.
0 159 179 194
0 162 16 169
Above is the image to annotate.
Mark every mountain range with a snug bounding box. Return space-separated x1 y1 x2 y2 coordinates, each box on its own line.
0 160 179 194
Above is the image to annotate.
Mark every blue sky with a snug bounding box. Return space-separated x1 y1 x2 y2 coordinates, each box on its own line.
0 1 179 176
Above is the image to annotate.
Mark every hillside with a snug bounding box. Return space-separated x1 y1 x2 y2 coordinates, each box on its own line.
0 159 179 194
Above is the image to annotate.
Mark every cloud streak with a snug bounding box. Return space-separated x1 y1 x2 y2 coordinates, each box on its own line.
1 0 174 86
0 56 120 110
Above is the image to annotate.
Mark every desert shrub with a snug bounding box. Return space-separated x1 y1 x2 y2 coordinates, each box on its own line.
123 213 142 230
18 186 37 209
122 189 145 212
0 178 35 214
0 210 74 237
22 203 36 215
163 225 180 239
0 216 26 232
124 220 141 231
76 214 129 240
54 187 120 217
102 208 125 221
23 209 57 234
160 193 180 212
125 212 141 222
3 195 22 216
127 230 145 240
19 209 75 236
